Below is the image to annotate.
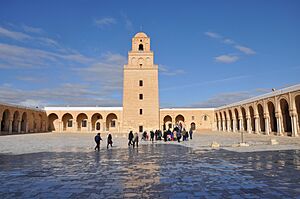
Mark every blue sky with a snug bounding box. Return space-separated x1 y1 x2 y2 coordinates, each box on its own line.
0 0 299 108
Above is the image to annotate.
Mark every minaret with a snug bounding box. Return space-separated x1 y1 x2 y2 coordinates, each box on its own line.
122 32 159 133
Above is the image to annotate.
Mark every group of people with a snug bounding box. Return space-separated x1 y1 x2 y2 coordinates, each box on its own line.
94 125 194 151
94 133 113 151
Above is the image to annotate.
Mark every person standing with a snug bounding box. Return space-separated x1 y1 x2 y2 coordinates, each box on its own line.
133 132 139 148
107 133 113 149
94 133 102 151
128 131 134 146
189 128 193 140
176 130 181 143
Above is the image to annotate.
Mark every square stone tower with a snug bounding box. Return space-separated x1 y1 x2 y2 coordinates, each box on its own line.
122 32 159 133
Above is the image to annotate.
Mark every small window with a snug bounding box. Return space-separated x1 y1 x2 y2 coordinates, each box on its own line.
140 109 143 115
139 44 144 51
139 80 143 87
139 64 142 67
111 120 116 127
68 120 72 127
139 94 143 100
82 120 87 127
204 115 207 121
139 125 143 132
140 39 142 42
192 116 195 120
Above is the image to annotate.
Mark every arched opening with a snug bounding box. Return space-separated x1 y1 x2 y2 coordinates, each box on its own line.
31 113 36 132
280 98 292 135
106 113 118 131
175 114 185 127
191 122 196 130
12 111 20 133
62 113 73 131
1 109 10 132
138 44 144 51
21 112 27 132
219 112 223 130
91 113 103 131
234 109 239 131
296 95 300 130
249 106 255 132
229 110 233 131
268 101 277 134
163 115 172 130
38 114 43 132
241 107 247 131
215 113 219 130
223 111 227 130
257 104 265 132
48 113 58 132
77 113 88 131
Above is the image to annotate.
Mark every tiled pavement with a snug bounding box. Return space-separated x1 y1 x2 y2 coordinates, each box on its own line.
0 143 300 198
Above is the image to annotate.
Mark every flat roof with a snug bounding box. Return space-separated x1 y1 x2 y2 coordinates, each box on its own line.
160 108 215 111
44 107 123 111
0 101 45 112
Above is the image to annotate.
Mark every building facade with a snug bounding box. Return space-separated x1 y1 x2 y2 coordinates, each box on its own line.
0 32 299 136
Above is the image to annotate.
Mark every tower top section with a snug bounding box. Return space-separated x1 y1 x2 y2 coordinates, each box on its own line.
131 32 151 52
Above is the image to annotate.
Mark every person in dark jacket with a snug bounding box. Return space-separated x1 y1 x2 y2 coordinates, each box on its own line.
189 128 193 140
150 131 155 142
128 131 134 146
107 133 113 149
94 133 102 151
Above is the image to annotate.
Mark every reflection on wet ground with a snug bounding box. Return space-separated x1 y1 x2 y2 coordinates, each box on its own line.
0 144 299 198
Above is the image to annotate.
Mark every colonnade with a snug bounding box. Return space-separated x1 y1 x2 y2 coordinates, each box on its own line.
215 92 300 137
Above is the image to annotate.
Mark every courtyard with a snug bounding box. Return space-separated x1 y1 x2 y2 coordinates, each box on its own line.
0 132 300 198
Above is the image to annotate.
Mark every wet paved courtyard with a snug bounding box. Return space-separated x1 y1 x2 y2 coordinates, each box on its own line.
0 143 300 198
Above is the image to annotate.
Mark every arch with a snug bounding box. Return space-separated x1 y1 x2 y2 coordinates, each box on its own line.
249 106 255 132
229 110 233 131
106 113 118 131
91 113 103 131
257 104 265 132
267 101 277 133
12 111 20 133
241 107 247 131
1 109 10 132
31 113 36 132
21 112 27 132
223 111 227 130
138 44 144 51
175 114 185 126
48 113 59 132
296 95 300 129
76 113 88 131
61 113 73 131
234 108 239 130
280 98 292 135
163 115 172 130
215 113 219 130
219 112 223 130
191 122 196 131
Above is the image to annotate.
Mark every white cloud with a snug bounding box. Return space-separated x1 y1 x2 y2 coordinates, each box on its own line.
190 88 269 108
204 31 221 39
235 45 256 55
121 13 134 32
0 26 32 41
95 17 116 28
22 25 43 34
159 64 185 76
215 55 239 63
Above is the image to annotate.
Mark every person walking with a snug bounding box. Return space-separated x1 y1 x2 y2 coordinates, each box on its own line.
107 133 113 149
189 128 193 140
150 131 155 143
133 132 139 148
128 131 134 146
94 133 102 151
176 130 181 143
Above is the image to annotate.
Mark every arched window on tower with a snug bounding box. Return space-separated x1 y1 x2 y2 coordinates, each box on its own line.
139 44 144 51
